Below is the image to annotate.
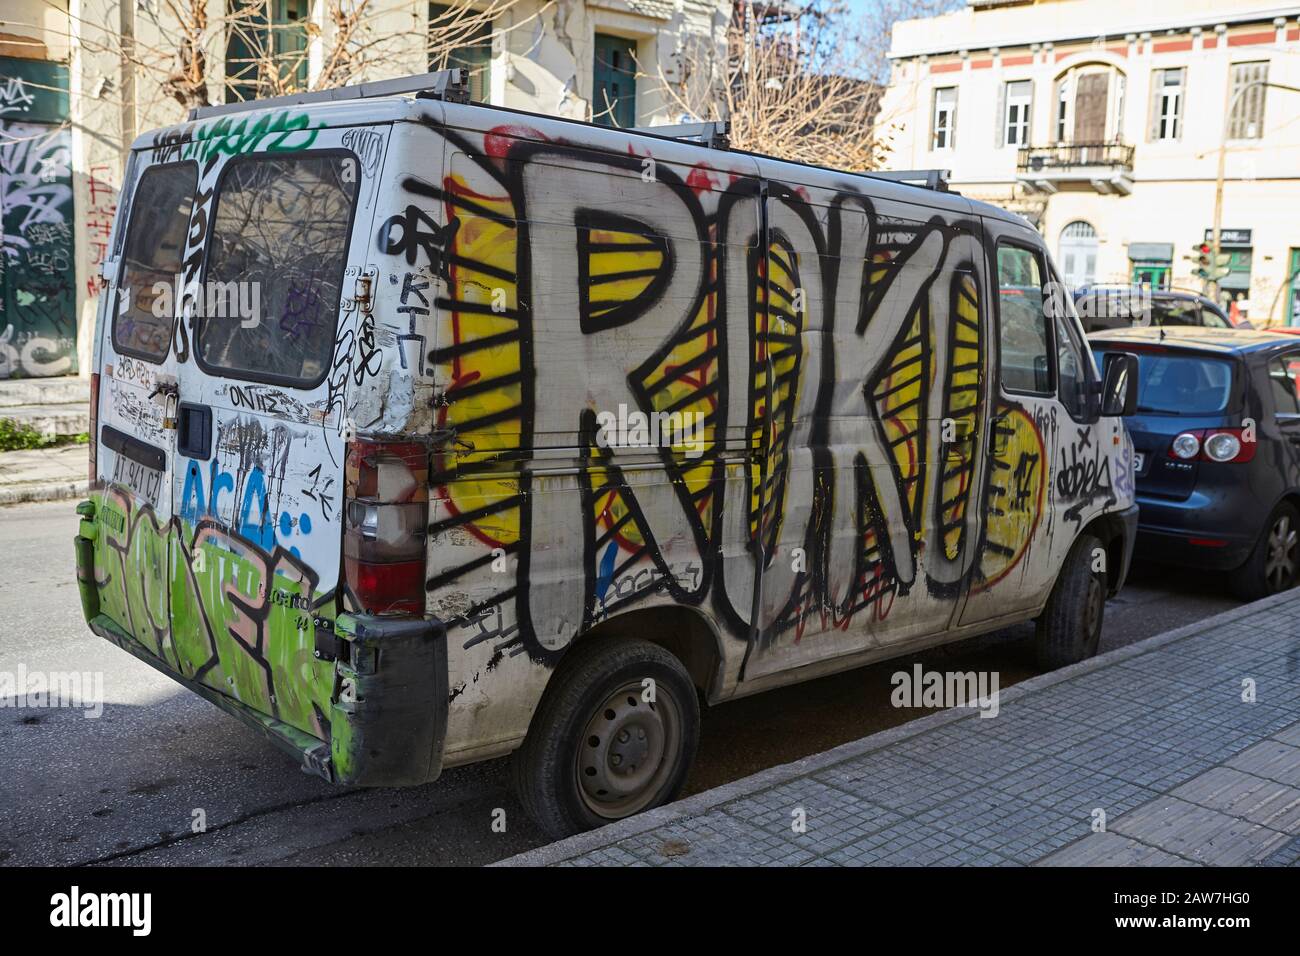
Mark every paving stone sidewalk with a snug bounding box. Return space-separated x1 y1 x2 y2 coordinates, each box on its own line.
0 444 89 505
500 589 1300 867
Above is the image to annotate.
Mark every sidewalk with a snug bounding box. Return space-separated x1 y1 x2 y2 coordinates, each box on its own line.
0 444 89 505
500 589 1300 867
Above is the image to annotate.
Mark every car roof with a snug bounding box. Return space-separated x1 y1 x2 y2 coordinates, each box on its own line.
1087 326 1298 356
1074 286 1208 304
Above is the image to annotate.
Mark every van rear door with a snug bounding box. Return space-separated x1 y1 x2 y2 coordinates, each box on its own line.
93 156 199 659
168 126 387 739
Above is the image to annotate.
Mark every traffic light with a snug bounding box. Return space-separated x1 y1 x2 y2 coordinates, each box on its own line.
1193 242 1212 279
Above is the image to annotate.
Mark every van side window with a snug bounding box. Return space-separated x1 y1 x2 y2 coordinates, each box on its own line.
197 153 358 387
112 162 199 361
996 243 1053 394
1049 276 1092 419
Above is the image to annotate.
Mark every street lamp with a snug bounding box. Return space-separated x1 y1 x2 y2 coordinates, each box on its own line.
1211 78 1300 302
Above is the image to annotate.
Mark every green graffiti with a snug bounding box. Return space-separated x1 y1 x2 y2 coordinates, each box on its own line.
182 110 319 164
91 487 335 740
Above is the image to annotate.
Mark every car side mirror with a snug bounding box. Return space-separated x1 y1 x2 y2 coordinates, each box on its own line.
1101 351 1139 416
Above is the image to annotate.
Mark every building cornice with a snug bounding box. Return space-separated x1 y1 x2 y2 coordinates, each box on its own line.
888 4 1300 60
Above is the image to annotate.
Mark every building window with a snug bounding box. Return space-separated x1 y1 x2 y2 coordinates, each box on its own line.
1001 80 1032 147
593 33 638 127
1228 61 1268 139
1149 68 1184 141
1052 66 1125 144
931 87 956 149
1058 220 1098 290
225 0 310 103
429 4 493 103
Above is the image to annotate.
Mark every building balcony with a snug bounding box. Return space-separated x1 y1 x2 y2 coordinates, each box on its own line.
1016 142 1135 196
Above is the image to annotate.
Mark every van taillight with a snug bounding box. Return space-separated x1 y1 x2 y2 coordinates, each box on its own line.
344 439 429 615
88 373 100 486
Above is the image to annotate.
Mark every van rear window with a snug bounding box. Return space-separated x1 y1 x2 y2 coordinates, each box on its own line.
196 153 358 387
112 162 198 361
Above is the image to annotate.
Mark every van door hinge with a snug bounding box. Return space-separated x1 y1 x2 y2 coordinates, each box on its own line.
313 618 346 662
343 266 378 314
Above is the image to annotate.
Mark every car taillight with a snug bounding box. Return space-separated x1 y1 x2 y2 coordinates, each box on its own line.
344 439 429 615
1169 432 1200 460
88 373 100 486
1166 428 1256 464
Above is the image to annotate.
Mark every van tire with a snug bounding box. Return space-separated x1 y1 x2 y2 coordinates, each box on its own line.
510 637 699 840
1035 533 1106 670
1229 502 1299 602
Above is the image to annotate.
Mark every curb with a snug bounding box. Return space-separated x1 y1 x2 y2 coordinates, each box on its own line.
494 586 1300 866
0 479 90 507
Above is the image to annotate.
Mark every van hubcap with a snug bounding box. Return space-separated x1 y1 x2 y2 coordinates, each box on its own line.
577 681 681 819
1264 515 1298 592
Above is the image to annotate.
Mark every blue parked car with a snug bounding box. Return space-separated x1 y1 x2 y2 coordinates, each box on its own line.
1089 327 1300 600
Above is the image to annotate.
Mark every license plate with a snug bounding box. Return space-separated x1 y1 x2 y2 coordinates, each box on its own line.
111 451 164 508
1133 452 1146 473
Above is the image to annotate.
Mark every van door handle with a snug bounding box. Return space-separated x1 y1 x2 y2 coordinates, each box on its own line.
177 402 213 459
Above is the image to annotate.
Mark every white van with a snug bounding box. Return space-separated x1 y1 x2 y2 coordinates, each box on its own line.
74 71 1140 838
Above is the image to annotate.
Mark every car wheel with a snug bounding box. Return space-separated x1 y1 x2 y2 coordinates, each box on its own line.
1229 502 1300 602
510 637 699 840
1035 533 1106 670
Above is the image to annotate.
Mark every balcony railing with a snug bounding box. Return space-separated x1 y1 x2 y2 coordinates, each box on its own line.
1017 142 1135 173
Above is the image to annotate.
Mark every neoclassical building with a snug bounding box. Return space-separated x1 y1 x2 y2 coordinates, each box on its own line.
878 0 1300 325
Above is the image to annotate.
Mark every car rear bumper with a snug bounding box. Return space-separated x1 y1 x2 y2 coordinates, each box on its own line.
74 502 448 787
1133 494 1256 570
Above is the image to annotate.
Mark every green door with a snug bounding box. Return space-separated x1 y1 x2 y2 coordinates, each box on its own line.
1131 260 1170 290
593 34 637 128
1287 248 1300 327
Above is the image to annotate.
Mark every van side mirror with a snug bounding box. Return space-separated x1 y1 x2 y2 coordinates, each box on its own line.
1101 352 1139 416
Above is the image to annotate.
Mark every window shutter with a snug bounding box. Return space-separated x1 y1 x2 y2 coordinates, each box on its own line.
995 82 1006 148
1148 70 1162 141
1025 83 1034 146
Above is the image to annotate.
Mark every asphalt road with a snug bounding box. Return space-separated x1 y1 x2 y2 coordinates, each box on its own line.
0 498 1241 866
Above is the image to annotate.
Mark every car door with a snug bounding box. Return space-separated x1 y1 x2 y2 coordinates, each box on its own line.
168 127 388 740
739 188 996 681
92 155 199 661
960 220 1065 624
1268 351 1300 486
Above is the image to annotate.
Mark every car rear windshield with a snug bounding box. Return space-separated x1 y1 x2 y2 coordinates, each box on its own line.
1092 348 1234 415
112 162 199 361
196 153 358 387
1077 292 1230 331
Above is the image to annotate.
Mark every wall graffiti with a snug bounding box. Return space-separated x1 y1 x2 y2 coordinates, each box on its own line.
1 121 76 378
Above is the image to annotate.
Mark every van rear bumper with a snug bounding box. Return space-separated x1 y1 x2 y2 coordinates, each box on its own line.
74 504 448 788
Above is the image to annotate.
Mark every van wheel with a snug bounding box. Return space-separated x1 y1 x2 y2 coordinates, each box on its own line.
1035 533 1106 670
511 637 699 840
1229 502 1299 602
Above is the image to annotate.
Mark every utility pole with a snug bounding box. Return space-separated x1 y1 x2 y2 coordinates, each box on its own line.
1211 77 1300 301
119 0 137 164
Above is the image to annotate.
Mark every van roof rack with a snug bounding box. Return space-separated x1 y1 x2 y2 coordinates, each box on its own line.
865 169 951 192
629 120 730 150
187 68 470 122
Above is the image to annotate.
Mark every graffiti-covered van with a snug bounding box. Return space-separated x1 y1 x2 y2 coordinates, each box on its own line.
74 75 1141 839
